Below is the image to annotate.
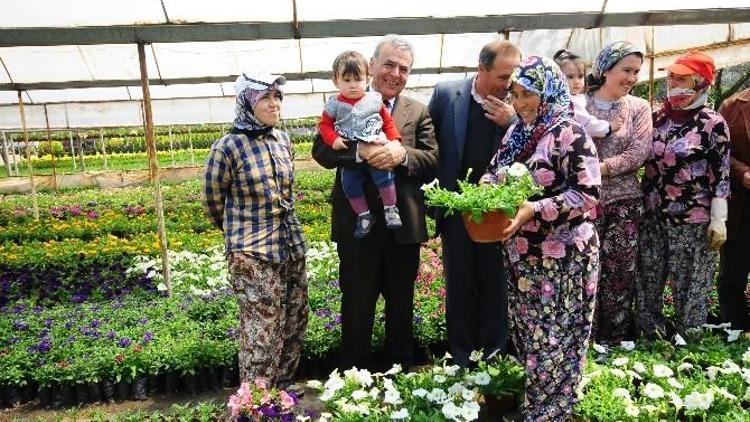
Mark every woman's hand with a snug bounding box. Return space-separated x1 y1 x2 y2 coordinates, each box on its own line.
499 201 535 241
599 162 610 178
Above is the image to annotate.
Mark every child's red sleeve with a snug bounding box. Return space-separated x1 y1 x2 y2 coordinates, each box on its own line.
379 106 401 141
318 112 338 146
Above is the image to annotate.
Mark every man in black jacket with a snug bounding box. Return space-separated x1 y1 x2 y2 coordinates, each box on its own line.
313 35 439 371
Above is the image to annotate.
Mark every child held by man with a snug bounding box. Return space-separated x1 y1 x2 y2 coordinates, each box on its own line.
318 50 403 238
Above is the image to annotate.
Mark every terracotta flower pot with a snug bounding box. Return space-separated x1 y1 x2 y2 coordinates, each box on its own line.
462 210 511 243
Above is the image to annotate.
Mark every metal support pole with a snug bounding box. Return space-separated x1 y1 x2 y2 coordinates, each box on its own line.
17 91 39 220
69 131 77 171
78 136 86 172
101 129 108 171
43 104 59 193
169 126 175 167
138 42 171 296
10 135 19 176
1 131 11 177
188 126 195 166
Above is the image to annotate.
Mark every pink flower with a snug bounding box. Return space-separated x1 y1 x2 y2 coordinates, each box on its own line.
585 275 598 296
279 390 296 409
559 125 577 151
653 141 666 155
541 239 566 258
539 200 559 222
661 150 676 167
685 131 701 147
541 280 555 297
515 237 529 255
526 354 538 370
522 219 541 232
665 185 683 198
534 168 556 187
685 207 710 223
254 378 268 390
549 336 559 346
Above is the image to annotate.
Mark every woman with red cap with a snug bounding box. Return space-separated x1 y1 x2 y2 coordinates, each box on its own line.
639 51 731 338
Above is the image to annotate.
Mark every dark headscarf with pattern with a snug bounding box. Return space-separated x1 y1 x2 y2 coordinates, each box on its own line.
232 73 286 138
586 40 644 93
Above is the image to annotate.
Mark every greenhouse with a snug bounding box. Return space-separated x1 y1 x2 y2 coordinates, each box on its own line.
2 1 750 420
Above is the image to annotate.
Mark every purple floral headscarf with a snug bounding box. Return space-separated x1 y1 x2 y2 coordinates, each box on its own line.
495 56 572 167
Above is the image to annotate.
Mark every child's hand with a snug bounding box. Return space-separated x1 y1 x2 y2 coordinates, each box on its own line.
609 117 623 133
332 137 348 150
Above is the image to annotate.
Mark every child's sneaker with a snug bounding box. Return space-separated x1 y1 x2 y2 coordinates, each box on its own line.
384 206 402 230
354 211 375 239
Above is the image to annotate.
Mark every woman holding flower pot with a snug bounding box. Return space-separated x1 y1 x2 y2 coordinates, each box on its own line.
584 41 652 343
639 51 730 337
202 73 308 388
480 56 601 420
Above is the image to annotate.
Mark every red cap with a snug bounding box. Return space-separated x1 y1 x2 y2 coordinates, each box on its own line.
664 51 715 83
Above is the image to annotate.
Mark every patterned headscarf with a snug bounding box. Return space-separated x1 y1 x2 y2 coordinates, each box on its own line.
495 56 573 167
233 73 286 133
587 40 644 92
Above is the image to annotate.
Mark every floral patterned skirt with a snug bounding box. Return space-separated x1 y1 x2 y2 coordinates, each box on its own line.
591 199 643 342
637 219 718 336
507 251 599 421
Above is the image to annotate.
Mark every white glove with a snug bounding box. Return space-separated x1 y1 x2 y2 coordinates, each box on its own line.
707 198 727 251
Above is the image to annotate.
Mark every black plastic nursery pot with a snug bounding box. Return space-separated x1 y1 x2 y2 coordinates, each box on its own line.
131 377 148 400
74 383 90 404
88 382 103 404
38 386 52 409
1 385 19 408
164 371 180 396
115 380 131 401
147 375 160 396
100 380 115 403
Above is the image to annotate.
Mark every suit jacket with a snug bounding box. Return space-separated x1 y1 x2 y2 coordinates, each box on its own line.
719 89 750 239
428 77 514 234
312 94 439 244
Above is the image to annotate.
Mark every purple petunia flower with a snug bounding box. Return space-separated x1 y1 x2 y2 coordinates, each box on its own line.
8 336 20 344
44 318 54 328
107 329 116 339
142 331 154 343
90 319 101 328
334 314 342 324
118 337 131 347
12 320 29 330
138 318 148 325
226 328 237 339
37 339 51 353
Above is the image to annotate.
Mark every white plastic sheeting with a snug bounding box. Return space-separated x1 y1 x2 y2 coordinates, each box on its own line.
1 1 749 128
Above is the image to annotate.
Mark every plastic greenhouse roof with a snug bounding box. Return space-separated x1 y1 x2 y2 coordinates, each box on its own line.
1 0 750 129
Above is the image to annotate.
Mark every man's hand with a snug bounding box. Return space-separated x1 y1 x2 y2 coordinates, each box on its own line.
743 170 750 189
367 141 406 170
483 95 515 126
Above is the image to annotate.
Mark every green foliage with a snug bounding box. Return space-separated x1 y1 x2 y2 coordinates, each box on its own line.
423 165 543 223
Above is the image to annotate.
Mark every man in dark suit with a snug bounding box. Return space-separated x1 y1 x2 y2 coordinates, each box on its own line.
313 35 439 371
718 89 750 336
428 40 520 367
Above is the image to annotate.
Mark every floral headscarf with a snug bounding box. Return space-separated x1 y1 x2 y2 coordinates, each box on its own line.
495 56 572 167
233 74 285 134
587 40 644 92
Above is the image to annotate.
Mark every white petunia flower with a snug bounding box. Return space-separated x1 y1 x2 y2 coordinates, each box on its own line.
613 388 631 399
725 329 742 342
668 392 683 409
441 401 460 419
460 401 481 420
620 341 636 351
713 387 737 401
391 408 409 420
632 362 647 373
742 386 750 402
448 383 465 396
592 343 607 354
351 390 368 401
684 391 714 411
706 366 719 381
462 389 476 401
626 370 643 380
652 364 674 378
720 360 741 375
609 368 626 378
508 162 529 177
470 371 491 386
434 374 447 384
384 388 402 405
643 383 665 399
673 333 687 346
667 378 684 390
624 403 640 417
677 362 694 373
412 388 429 398
369 387 380 399
612 357 629 367
444 365 461 376
384 364 403 376
469 350 484 362
742 350 750 364
427 388 448 403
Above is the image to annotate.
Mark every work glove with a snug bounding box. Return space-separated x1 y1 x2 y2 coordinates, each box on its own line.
707 197 727 251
